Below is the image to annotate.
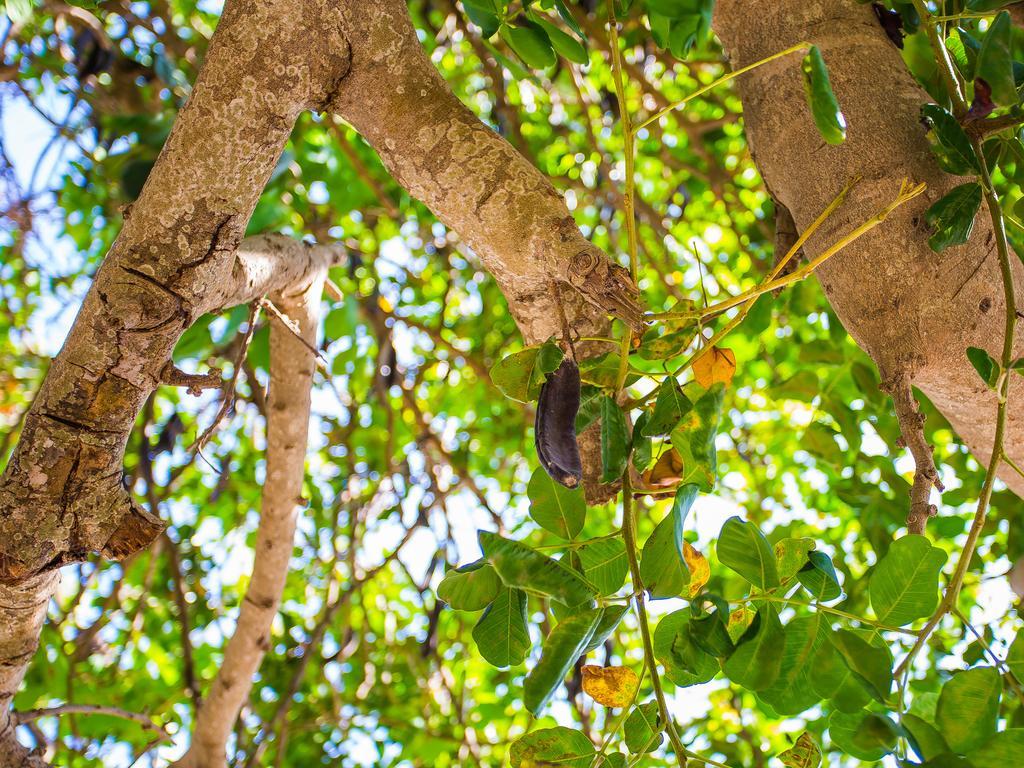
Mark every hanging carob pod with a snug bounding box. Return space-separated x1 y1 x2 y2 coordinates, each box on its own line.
535 357 583 488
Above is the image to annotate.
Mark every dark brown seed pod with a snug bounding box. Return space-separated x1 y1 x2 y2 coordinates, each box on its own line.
535 358 583 488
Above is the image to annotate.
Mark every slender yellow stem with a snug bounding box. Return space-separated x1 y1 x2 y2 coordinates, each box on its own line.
632 42 811 133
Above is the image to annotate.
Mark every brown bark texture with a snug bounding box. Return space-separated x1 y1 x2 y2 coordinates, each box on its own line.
713 0 1024 498
176 270 325 768
0 0 644 761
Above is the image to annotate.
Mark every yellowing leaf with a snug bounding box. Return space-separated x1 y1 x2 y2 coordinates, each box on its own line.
683 542 710 598
779 731 822 768
641 448 684 488
726 607 756 643
692 347 736 388
581 665 639 708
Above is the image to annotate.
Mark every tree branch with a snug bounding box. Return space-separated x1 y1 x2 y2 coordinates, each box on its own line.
176 263 327 768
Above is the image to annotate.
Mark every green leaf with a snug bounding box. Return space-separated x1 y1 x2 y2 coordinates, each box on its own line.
632 412 653 472
967 346 1000 388
716 516 780 590
967 729 1024 768
524 609 602 714
479 532 597 606
640 484 698 598
555 0 584 38
779 732 822 768
869 535 947 626
921 104 981 174
463 0 501 37
1007 629 1024 681
652 609 719 687
976 11 1017 107
828 711 899 761
510 727 595 768
903 714 951 762
578 539 629 595
935 666 1002 753
583 604 630 654
830 629 893 701
924 183 983 252
688 608 735 658
775 537 816 582
500 22 557 70
532 16 588 64
472 587 530 667
527 467 586 540
811 636 873 713
600 395 630 482
796 550 843 601
624 701 663 753
489 341 563 402
758 614 827 715
437 560 500 611
801 46 846 145
722 605 784 691
668 383 724 492
643 378 692 436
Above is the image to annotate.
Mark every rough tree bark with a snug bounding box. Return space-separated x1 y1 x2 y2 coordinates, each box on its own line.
712 1 1024 518
0 0 641 762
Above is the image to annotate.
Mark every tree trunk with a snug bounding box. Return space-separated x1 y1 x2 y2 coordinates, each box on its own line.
712 0 1024 502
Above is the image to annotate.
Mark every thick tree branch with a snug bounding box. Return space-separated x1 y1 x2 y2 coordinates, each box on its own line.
712 1 1024 509
329 0 643 345
176 265 326 768
0 0 350 584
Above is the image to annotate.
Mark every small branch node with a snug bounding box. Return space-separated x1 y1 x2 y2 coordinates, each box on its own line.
160 361 223 397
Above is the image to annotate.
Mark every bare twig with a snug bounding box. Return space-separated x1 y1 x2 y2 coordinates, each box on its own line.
883 373 944 534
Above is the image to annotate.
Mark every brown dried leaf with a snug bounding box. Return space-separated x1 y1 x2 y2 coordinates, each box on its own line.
692 347 736 389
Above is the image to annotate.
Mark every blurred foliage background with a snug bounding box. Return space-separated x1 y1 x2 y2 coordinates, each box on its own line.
0 0 1021 766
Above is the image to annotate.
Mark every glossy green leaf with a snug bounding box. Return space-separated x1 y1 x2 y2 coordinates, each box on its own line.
935 666 1002 753
554 0 584 38
797 550 843 601
527 466 586 540
532 16 588 64
524 609 602 714
462 0 501 37
801 46 846 145
472 587 530 667
578 538 629 595
583 604 630 654
652 609 719 687
967 346 1000 388
600 395 630 482
921 104 980 174
510 727 595 768
438 559 500 611
716 516 780 590
976 11 1017 106
1007 629 1024 681
479 532 596 606
722 605 784 691
489 341 563 402
624 701 663 753
640 483 697 598
500 22 557 70
924 182 983 252
869 535 947 626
